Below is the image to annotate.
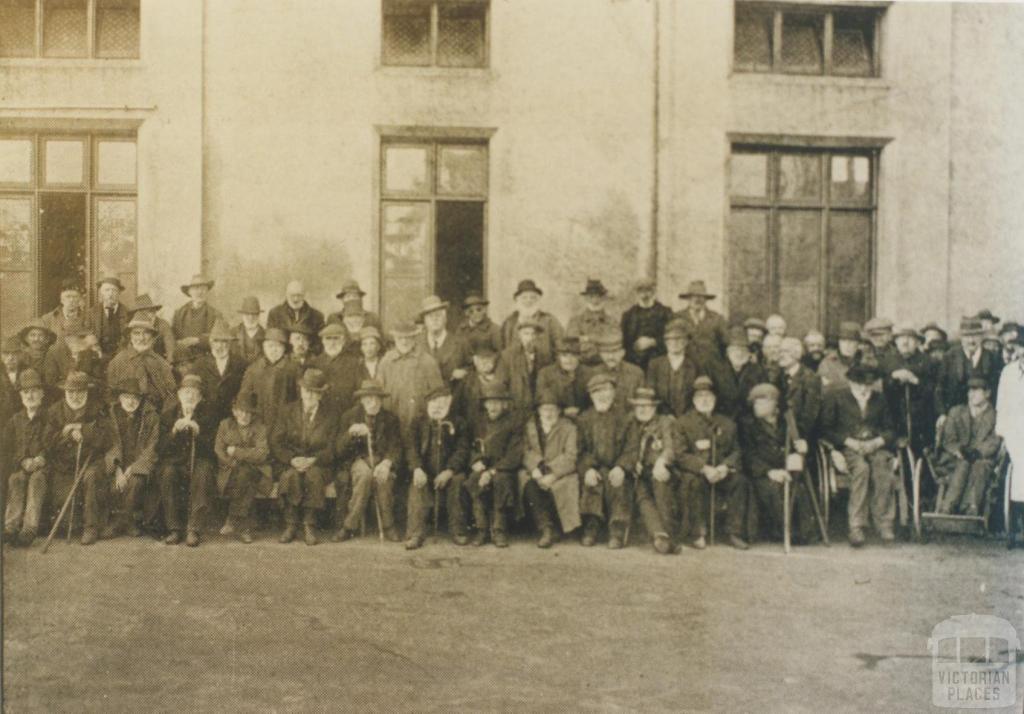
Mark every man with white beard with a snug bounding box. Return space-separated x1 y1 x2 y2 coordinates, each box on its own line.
499 279 564 364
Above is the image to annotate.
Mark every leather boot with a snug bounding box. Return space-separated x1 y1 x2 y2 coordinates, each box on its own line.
537 527 556 549
279 525 296 544
492 509 509 548
164 531 183 545
608 523 625 549
581 517 600 547
332 528 355 543
186 530 200 547
303 509 318 546
81 527 98 546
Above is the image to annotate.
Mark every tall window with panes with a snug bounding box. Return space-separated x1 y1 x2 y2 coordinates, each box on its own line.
0 0 140 59
381 0 488 68
728 146 877 339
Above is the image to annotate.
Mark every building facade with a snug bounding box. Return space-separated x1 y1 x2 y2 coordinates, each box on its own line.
1 0 1022 339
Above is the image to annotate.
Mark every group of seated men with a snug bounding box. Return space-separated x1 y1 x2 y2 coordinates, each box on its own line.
2 272 1021 552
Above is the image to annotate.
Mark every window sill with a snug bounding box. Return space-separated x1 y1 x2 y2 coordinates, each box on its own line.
0 58 143 69
375 65 495 81
730 71 890 90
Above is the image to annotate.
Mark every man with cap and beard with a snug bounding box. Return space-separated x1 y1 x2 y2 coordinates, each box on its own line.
820 364 896 547
271 368 337 546
107 315 178 411
404 385 471 549
567 279 616 367
623 386 676 554
499 279 564 362
576 373 635 548
675 376 748 550
466 382 522 547
156 373 219 546
191 321 247 425
234 296 266 364
333 379 403 543
520 391 581 548
105 377 160 537
237 327 299 437
456 293 503 355
214 391 270 544
126 294 175 360
3 370 49 546
537 336 590 418
44 371 111 546
621 277 672 371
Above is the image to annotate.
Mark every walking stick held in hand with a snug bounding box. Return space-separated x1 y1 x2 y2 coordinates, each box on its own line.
709 428 718 546
784 409 829 546
43 441 87 553
365 424 384 542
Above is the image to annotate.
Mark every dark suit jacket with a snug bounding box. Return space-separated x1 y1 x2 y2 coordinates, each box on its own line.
672 307 729 357
233 323 265 365
537 363 590 413
43 400 111 468
106 403 160 476
621 301 673 370
88 302 129 358
646 353 702 417
312 351 361 416
335 404 403 471
740 415 786 480
469 409 523 475
192 353 247 423
1 368 23 429
418 332 470 383
576 407 634 473
775 365 823 440
405 414 471 475
881 349 936 450
939 403 1000 462
157 398 220 464
935 346 1001 416
709 358 767 420
820 388 894 449
270 401 337 468
267 302 325 351
675 410 740 475
2 408 47 475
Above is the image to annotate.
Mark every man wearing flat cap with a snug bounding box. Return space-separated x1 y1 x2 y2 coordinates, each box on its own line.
567 279 616 366
107 316 178 412
935 377 1000 517
417 295 471 383
271 369 338 546
234 296 266 365
172 273 223 347
537 336 590 418
89 276 129 360
621 277 672 372
576 372 635 548
466 382 522 547
156 373 220 547
499 279 564 364
820 364 896 547
379 321 445 429
105 377 160 537
3 370 50 547
267 280 325 355
646 320 702 418
403 385 471 549
594 330 645 414
455 293 502 355
673 280 729 359
43 371 111 546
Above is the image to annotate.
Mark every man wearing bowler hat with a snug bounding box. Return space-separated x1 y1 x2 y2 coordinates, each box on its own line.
328 279 382 330
126 294 175 360
267 280 325 354
234 296 265 364
453 337 510 428
456 293 502 355
935 316 1002 421
237 327 299 436
107 315 178 411
191 320 247 424
537 336 590 418
567 278 616 366
673 280 729 359
417 295 471 383
3 369 49 547
621 277 672 371
172 273 223 346
499 279 564 364
90 275 129 360
466 382 522 547
214 391 270 544
646 319 702 418
105 377 160 537
271 368 337 546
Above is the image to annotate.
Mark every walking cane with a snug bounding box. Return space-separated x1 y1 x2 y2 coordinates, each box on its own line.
67 438 83 541
782 475 791 555
709 429 717 546
366 425 384 542
784 409 829 545
626 433 652 548
43 443 88 554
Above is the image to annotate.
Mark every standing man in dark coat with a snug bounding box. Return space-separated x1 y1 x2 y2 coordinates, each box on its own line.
328 279 382 330
233 296 266 365
271 369 337 546
267 280 325 355
536 336 590 419
237 328 298 438
455 293 503 355
313 322 360 416
621 277 672 371
499 279 564 362
503 319 550 417
155 374 219 547
454 338 509 430
673 280 729 359
935 317 1002 421
417 295 471 384
173 274 223 347
881 325 936 455
566 279 616 367
89 276 129 362
647 320 702 418
710 327 766 420
191 321 247 425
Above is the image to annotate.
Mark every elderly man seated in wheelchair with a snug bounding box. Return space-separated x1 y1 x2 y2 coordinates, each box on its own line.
935 377 1001 517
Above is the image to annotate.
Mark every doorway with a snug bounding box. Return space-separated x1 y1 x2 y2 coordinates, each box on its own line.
39 192 87 313
435 200 484 324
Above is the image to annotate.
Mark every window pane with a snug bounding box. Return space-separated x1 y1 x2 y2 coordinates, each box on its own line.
382 1 431 67
95 198 136 276
830 155 871 204
778 153 821 201
781 13 823 74
833 11 875 77
96 140 137 186
730 152 768 198
437 3 486 68
381 202 430 325
42 0 88 58
44 140 85 185
777 210 821 334
0 139 33 184
438 145 487 196
95 0 140 59
827 210 872 335
728 208 770 324
0 271 34 337
384 145 430 194
733 7 772 72
0 197 33 270
0 0 36 58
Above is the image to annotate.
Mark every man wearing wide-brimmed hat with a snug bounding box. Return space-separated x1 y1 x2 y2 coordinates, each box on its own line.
43 370 111 546
536 336 589 418
820 364 896 547
40 278 89 340
622 386 676 554
18 318 57 375
267 280 325 355
567 278 616 367
105 377 160 538
673 279 729 358
107 315 178 411
499 279 564 364
593 330 644 414
621 277 672 372
817 321 863 391
155 373 219 546
333 379 403 542
403 385 471 549
646 319 701 418
327 279 382 330
455 292 502 355
191 320 247 424
89 275 129 359
237 327 299 436
416 295 471 383
214 391 270 544
465 381 521 547
126 293 175 360
172 273 223 347
3 369 49 546
270 368 337 546
935 316 1002 420
379 320 444 428
233 296 265 364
